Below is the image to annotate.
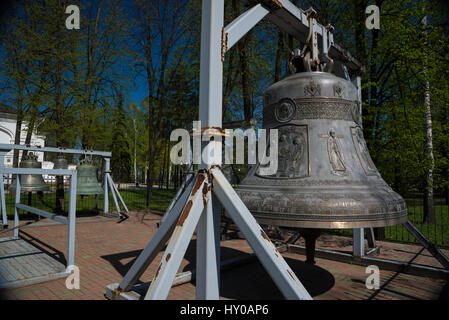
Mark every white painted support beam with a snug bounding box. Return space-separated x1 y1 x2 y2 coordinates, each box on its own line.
2 168 75 176
107 174 121 216
353 228 365 257
403 221 449 269
366 227 376 248
15 204 68 225
224 4 270 50
145 172 210 300
198 0 224 128
0 143 111 157
310 18 318 60
103 158 110 215
107 245 289 300
108 176 129 214
0 152 8 226
196 193 220 299
211 167 312 300
321 25 328 54
13 177 21 238
160 166 194 226
67 171 77 268
118 174 196 292
196 0 224 300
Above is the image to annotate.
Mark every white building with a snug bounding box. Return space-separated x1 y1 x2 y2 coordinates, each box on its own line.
0 103 55 183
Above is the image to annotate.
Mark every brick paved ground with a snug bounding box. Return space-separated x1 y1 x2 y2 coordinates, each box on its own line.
0 211 447 300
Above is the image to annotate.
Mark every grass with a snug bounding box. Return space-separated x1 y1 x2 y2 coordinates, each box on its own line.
329 197 449 249
5 188 449 248
384 199 449 248
4 188 176 219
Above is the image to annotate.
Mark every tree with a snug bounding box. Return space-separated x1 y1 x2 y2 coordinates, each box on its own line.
131 0 190 206
75 0 131 150
111 90 132 184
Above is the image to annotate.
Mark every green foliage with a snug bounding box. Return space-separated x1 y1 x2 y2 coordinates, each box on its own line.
4 188 176 216
111 90 132 182
1 0 448 199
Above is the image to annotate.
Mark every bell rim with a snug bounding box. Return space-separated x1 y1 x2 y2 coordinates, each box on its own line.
8 186 50 192
253 214 408 229
76 187 104 195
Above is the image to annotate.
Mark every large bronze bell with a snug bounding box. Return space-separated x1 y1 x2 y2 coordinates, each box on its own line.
236 62 407 231
8 153 50 192
76 157 103 195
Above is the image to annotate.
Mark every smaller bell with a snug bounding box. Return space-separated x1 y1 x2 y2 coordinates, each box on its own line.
76 157 103 195
53 154 68 170
8 153 50 192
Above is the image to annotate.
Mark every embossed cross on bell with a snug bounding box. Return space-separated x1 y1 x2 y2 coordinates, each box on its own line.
236 51 407 263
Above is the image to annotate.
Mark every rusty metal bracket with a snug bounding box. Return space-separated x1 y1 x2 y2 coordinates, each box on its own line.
304 6 317 19
266 0 282 10
248 0 282 11
221 27 228 62
190 126 230 137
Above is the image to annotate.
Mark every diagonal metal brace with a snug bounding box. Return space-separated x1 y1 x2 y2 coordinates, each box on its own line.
118 173 197 291
145 171 212 299
402 220 449 270
211 167 312 300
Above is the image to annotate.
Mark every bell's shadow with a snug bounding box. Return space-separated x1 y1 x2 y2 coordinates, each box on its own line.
102 239 335 299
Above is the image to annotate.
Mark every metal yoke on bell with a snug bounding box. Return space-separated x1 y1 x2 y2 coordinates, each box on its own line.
236 53 407 229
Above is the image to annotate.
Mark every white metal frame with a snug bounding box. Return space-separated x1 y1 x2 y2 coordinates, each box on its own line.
110 0 416 300
0 144 129 225
109 0 352 300
9 167 77 268
0 151 78 268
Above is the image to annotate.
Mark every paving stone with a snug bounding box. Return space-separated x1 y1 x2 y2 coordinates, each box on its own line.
0 212 446 300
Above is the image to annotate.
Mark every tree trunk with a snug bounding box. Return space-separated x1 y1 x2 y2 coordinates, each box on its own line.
134 120 138 186
274 30 284 82
146 167 154 207
13 90 25 169
166 163 170 190
445 185 449 206
232 0 252 121
239 39 252 121
164 137 170 190
422 14 436 224
422 76 435 224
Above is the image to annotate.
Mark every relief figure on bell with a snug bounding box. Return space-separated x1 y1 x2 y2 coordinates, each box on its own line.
327 128 346 174
291 135 305 175
355 127 376 171
280 131 305 177
275 128 306 178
